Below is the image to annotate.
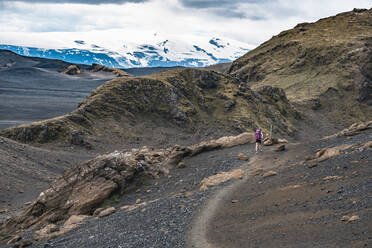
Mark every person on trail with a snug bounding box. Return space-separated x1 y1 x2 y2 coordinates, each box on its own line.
255 129 263 154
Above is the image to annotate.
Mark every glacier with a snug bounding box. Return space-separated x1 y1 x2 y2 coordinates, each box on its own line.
0 36 250 68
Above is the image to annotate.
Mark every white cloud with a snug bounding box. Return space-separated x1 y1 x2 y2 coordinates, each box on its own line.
0 0 371 48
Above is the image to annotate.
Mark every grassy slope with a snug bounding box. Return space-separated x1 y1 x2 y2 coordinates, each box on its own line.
0 68 299 149
229 9 372 125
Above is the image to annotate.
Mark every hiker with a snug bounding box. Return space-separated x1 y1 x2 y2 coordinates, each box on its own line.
255 129 263 153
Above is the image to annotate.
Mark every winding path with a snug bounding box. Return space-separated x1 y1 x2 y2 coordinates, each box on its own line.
188 133 372 248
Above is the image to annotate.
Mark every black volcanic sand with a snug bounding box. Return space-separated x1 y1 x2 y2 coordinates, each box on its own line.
1 130 371 248
204 131 372 248
0 52 114 130
0 136 95 219
17 143 256 248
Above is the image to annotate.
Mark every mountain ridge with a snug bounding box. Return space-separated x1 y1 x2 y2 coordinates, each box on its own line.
228 8 372 125
0 68 299 151
0 36 250 68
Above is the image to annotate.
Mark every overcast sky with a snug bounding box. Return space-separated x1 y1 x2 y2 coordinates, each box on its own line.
0 0 371 47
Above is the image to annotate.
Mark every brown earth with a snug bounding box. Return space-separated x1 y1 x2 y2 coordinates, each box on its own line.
190 121 372 248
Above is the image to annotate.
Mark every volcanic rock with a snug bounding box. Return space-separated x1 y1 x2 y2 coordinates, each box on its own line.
1 132 256 241
199 169 244 191
98 207 116 218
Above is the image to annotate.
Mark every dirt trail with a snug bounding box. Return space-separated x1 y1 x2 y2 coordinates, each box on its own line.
188 144 304 248
188 131 372 248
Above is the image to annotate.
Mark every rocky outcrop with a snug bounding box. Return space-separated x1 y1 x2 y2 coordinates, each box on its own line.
0 132 254 243
305 137 372 168
33 215 90 241
62 63 130 77
62 65 81 75
263 137 288 146
89 63 130 77
323 120 372 139
356 47 372 105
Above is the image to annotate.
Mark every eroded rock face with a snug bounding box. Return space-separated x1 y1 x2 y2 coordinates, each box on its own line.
1 132 254 243
323 120 372 139
306 134 372 167
356 48 372 104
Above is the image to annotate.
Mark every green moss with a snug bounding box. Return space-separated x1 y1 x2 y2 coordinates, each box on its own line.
99 193 120 208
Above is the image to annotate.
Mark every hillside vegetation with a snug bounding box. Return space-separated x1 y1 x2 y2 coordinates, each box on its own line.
229 8 372 125
0 68 299 150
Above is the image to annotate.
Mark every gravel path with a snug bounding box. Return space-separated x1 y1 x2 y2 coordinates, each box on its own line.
200 130 372 248
23 143 256 248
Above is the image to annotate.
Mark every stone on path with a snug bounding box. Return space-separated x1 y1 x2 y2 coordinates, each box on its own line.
341 215 360 222
176 161 185 168
200 169 244 191
341 215 350 221
237 153 248 161
253 168 263 176
348 215 360 222
275 144 285 151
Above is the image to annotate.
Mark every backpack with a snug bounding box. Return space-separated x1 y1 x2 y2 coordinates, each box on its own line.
255 130 262 140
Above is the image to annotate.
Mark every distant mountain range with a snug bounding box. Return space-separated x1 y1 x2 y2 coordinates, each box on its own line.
0 36 250 68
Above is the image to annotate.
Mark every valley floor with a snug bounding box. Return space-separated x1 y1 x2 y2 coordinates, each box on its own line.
1 125 371 248
19 142 255 248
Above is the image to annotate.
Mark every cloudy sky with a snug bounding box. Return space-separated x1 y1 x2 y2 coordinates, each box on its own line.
0 0 371 48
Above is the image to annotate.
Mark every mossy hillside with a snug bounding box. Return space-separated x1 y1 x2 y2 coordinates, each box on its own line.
148 68 299 133
228 9 372 125
0 68 299 147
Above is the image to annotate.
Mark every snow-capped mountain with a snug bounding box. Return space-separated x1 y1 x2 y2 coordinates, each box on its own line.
0 32 251 68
